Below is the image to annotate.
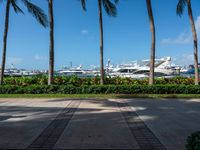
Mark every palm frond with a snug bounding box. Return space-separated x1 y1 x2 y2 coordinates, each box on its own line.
176 0 187 17
114 0 119 4
81 0 86 11
102 0 117 17
10 0 24 14
21 0 48 27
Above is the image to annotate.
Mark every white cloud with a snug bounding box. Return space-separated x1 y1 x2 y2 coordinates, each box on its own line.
35 55 47 61
195 16 200 31
81 29 89 35
161 32 191 44
80 29 95 41
7 57 22 66
161 15 200 45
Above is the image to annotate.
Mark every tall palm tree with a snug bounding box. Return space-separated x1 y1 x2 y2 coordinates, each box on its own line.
0 0 48 85
81 0 119 85
48 0 54 85
146 0 156 85
177 0 199 85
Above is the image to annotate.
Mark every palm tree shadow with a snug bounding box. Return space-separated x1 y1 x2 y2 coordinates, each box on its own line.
0 98 199 149
0 115 27 121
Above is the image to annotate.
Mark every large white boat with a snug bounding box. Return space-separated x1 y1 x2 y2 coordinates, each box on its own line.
2 65 44 77
58 65 96 78
107 57 180 79
57 57 181 79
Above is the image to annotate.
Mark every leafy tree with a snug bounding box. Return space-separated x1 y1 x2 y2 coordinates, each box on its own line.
146 0 156 85
0 0 48 85
48 0 54 85
81 0 119 85
177 0 199 85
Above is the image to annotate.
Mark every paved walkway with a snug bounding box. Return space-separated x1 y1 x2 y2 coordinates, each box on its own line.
0 98 199 150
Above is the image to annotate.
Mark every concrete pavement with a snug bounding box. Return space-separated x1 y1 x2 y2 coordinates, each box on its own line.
54 99 139 149
0 98 71 149
126 98 200 150
0 98 199 149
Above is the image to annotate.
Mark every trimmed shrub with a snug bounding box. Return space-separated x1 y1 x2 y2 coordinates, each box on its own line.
186 131 200 150
2 76 198 86
0 85 200 94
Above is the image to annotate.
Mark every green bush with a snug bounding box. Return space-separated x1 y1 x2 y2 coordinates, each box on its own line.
0 85 200 94
186 131 200 150
2 76 197 86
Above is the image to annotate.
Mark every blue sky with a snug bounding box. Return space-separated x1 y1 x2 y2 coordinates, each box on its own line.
0 0 200 70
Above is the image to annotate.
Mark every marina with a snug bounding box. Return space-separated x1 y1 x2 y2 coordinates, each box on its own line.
0 1 200 150
2 57 196 79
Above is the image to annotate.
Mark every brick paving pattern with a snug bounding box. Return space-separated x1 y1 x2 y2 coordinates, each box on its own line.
116 99 166 150
0 99 171 150
27 100 81 150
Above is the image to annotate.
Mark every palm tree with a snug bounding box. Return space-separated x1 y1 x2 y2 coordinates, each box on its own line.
48 0 54 85
146 0 156 85
177 0 199 85
81 0 119 85
0 0 48 85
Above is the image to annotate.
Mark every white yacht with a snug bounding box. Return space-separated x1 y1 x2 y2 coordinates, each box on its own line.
2 65 42 76
107 57 180 79
58 65 95 78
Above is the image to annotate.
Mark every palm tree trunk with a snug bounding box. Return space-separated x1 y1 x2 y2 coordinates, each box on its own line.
48 0 54 85
146 0 155 85
0 0 10 85
187 0 199 85
98 0 104 85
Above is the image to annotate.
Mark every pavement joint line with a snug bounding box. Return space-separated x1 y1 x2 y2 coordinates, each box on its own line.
116 99 166 150
26 100 81 150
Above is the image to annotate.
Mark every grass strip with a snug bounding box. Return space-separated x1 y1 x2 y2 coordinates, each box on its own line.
0 94 200 99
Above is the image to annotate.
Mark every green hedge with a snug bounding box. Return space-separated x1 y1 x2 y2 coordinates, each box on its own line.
186 131 200 150
2 76 197 86
0 85 200 94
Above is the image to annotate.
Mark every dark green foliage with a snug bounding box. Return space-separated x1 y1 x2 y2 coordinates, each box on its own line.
0 84 200 94
2 76 197 86
22 0 48 27
186 131 200 150
80 0 119 17
176 0 187 17
1 0 48 27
